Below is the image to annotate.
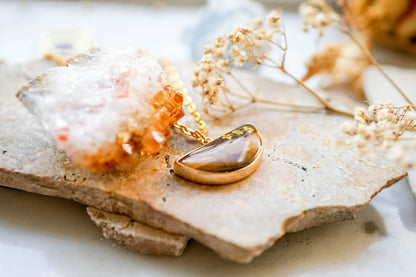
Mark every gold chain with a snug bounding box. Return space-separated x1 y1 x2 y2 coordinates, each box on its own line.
44 53 67 66
44 54 212 144
161 58 212 144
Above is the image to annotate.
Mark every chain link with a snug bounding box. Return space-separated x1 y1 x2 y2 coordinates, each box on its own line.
161 58 212 144
44 53 67 66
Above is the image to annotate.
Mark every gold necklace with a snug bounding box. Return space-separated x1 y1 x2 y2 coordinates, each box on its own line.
161 59 263 185
44 54 263 185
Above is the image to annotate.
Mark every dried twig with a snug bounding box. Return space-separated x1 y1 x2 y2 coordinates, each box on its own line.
299 0 413 106
193 9 353 118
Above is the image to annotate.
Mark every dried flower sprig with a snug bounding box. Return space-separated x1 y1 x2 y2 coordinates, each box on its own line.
299 0 413 105
299 0 341 35
342 102 416 168
193 9 353 118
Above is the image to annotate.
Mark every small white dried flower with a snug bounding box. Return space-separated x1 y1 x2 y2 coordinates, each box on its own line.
228 29 243 43
252 18 263 29
193 53 227 106
343 102 416 169
204 35 228 58
267 9 281 28
353 107 370 123
299 0 340 34
261 28 274 41
230 45 248 67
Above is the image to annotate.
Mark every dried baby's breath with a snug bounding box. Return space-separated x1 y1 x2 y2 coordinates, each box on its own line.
343 102 416 168
193 54 227 107
193 9 352 118
299 0 340 35
204 35 228 59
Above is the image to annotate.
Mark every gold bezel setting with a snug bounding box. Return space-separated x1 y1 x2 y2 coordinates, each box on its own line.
174 124 263 185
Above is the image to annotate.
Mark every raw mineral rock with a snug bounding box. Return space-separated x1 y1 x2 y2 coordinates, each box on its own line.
0 59 191 256
17 48 184 172
86 207 189 256
0 59 56 105
0 62 406 263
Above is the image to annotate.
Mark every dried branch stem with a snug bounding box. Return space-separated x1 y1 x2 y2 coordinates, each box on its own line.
340 27 414 107
223 88 324 110
282 68 354 118
254 98 323 110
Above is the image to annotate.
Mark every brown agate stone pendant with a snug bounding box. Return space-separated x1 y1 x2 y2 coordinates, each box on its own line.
174 124 263 185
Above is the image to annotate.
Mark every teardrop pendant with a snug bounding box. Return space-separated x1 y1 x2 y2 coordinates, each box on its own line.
174 124 263 185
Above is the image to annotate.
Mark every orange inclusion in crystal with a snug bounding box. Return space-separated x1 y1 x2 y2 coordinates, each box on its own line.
85 85 184 172
56 127 69 142
141 85 184 154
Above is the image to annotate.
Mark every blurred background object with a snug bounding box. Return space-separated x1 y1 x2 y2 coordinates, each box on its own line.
185 0 266 60
40 29 93 59
344 0 416 55
0 0 304 64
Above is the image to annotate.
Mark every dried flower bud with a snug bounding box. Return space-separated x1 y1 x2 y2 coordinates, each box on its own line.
204 35 228 58
252 18 263 28
267 9 281 28
299 0 340 35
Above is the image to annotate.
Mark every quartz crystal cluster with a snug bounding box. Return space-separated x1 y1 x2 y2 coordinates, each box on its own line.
17 48 184 171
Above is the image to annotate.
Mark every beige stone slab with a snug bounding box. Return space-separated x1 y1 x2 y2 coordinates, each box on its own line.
86 207 188 256
0 61 405 263
0 60 191 256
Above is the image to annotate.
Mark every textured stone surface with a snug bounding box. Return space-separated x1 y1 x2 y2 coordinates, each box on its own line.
86 207 189 256
0 59 190 256
0 61 406 263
